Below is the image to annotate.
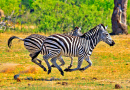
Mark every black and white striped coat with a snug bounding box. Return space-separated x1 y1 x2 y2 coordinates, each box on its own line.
8 27 82 71
32 24 115 76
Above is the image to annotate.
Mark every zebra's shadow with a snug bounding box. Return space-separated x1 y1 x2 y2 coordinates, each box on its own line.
22 77 69 81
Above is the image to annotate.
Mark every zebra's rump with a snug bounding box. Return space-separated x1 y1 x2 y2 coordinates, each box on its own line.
23 34 47 54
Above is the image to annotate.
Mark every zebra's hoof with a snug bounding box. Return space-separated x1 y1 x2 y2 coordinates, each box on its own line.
48 69 51 74
51 64 56 67
61 71 64 76
79 68 84 71
44 68 47 72
39 61 42 64
64 68 70 72
68 64 72 69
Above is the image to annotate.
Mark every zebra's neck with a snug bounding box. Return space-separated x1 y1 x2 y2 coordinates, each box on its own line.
81 25 101 49
89 35 100 50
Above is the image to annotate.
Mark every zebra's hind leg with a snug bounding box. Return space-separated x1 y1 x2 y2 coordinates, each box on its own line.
51 57 64 76
30 53 47 71
30 53 42 64
43 54 52 74
31 58 47 71
79 57 92 71
36 58 42 64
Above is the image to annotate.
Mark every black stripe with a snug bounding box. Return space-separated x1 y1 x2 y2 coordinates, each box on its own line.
64 34 73 41
27 38 41 46
24 39 40 49
25 44 38 50
72 37 76 56
45 37 65 53
44 42 60 49
58 34 72 54
62 34 73 55
46 46 59 49
90 38 94 49
53 35 68 53
31 37 44 45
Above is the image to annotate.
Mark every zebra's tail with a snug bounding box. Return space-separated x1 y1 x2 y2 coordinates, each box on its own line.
8 36 24 48
32 41 44 60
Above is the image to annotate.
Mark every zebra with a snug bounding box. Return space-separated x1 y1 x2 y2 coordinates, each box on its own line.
32 24 115 76
8 27 82 71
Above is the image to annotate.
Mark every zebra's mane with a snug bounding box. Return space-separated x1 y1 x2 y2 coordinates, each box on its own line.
100 24 105 29
80 24 105 39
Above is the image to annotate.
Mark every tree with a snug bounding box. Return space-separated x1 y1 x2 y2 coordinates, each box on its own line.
0 9 5 22
111 0 128 35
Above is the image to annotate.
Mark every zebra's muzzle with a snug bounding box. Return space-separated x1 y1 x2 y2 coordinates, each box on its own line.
110 40 115 46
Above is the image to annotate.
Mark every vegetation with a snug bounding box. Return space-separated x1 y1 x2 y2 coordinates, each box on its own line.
0 0 130 33
0 33 130 89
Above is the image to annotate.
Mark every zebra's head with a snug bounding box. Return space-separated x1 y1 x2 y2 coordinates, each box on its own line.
73 26 82 36
74 26 81 33
99 24 115 46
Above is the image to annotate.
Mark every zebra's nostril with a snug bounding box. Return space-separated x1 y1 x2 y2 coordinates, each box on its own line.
110 40 115 46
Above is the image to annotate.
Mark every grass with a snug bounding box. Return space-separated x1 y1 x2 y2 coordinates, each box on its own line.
0 32 130 90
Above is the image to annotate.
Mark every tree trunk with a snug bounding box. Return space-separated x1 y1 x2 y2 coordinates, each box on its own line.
0 9 5 22
111 0 128 35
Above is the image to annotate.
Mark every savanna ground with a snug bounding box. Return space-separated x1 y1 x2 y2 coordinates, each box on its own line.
0 32 130 90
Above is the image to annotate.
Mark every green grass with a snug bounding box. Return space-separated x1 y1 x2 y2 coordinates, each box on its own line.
0 32 130 90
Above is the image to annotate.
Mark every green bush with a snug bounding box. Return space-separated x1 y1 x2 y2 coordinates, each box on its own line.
0 0 130 34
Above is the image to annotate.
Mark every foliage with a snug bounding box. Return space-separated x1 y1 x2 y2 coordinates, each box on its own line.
127 0 130 31
0 0 129 33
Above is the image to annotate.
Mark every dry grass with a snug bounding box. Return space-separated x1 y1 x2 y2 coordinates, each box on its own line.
0 32 130 90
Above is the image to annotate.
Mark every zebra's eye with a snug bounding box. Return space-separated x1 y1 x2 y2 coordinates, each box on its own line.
106 33 109 36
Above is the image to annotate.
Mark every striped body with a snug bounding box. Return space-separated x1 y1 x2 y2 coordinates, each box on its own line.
44 34 92 57
41 26 101 58
32 24 115 76
8 27 82 71
24 27 82 55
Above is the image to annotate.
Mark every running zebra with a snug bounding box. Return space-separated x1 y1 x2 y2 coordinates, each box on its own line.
8 27 82 71
32 24 115 76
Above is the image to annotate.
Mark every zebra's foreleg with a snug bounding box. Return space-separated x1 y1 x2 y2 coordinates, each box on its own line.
64 56 84 72
51 57 64 76
57 56 65 66
43 55 52 74
79 57 92 71
31 58 47 71
64 57 73 70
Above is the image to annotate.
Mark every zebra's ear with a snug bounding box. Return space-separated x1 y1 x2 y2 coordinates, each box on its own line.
79 26 82 31
105 25 108 29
